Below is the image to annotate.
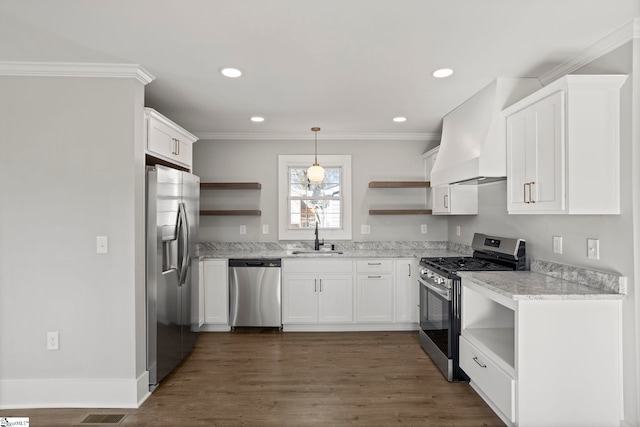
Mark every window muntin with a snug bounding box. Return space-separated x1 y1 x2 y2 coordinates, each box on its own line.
278 154 352 241
288 167 342 230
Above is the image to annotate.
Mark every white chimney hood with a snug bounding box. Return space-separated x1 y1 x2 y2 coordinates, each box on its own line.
430 78 542 186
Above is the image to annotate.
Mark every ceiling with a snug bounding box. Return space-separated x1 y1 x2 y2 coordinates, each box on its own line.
0 0 638 140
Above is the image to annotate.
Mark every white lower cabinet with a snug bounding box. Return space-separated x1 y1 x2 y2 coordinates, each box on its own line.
394 258 417 323
282 259 354 327
460 336 515 422
461 279 622 426
356 260 394 322
199 259 230 331
283 258 418 331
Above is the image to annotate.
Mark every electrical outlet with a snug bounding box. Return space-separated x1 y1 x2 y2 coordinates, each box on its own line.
587 238 600 259
239 225 246 235
456 226 461 236
361 224 371 235
47 331 59 350
553 236 563 254
96 236 108 254
262 224 269 234
420 224 428 234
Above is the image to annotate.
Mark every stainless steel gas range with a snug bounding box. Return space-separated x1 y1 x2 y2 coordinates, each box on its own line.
418 233 526 382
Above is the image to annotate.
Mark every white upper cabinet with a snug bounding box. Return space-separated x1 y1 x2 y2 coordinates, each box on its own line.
431 185 478 215
424 146 478 215
144 107 198 169
503 74 627 215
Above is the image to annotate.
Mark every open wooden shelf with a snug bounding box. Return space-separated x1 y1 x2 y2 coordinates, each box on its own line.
200 210 262 216
368 181 430 188
369 209 432 215
201 182 262 189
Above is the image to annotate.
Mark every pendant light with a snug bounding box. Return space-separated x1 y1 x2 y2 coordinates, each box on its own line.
307 127 325 183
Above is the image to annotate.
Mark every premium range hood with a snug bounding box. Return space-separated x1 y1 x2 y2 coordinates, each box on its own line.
430 78 542 186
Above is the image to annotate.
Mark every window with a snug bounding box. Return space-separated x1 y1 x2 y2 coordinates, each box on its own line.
278 155 352 241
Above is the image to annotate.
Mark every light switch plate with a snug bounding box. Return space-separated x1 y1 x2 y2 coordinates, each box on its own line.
587 238 600 259
262 224 269 234
420 224 428 234
239 225 247 235
96 236 108 254
361 225 371 234
456 226 461 236
553 236 563 254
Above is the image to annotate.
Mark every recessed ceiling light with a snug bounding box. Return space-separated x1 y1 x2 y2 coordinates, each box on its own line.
250 116 265 122
393 117 407 122
220 67 242 78
432 68 454 78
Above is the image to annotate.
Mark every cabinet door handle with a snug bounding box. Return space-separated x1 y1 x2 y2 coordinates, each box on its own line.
172 138 181 155
444 194 449 209
408 264 411 277
368 262 381 265
523 182 529 203
368 275 382 279
529 181 535 203
319 278 322 292
314 278 317 293
473 356 487 368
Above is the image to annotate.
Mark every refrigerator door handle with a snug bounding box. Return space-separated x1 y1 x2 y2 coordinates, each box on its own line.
177 202 190 287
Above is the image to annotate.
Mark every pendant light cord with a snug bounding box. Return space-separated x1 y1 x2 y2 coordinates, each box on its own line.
314 130 318 164
312 127 321 165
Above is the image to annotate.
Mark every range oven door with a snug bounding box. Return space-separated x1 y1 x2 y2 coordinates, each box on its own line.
418 276 453 380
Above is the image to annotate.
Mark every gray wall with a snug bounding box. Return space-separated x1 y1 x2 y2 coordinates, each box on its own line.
0 75 146 406
193 138 449 243
447 42 639 423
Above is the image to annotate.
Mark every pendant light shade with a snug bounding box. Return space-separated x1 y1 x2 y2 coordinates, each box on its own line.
307 127 325 183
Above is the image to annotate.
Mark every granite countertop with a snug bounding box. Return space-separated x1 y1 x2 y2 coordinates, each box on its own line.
197 241 470 260
198 248 463 260
459 270 625 301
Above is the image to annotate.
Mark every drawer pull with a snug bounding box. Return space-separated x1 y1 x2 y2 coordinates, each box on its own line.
473 356 487 368
368 262 382 265
368 275 382 279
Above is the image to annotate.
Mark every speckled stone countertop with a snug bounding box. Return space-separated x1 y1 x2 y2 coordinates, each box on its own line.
197 241 470 260
459 268 626 301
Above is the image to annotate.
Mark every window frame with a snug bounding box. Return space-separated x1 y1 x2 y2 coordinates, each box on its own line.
278 154 352 241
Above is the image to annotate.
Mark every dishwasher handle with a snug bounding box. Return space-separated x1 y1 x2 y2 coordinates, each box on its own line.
228 258 282 268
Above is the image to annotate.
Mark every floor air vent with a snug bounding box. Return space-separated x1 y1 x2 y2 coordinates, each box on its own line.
79 414 126 425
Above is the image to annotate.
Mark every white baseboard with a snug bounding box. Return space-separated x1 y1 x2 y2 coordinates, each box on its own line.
199 324 232 332
282 322 419 332
0 376 146 409
136 371 151 407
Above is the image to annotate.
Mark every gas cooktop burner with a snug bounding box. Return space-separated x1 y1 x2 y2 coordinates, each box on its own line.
420 256 513 273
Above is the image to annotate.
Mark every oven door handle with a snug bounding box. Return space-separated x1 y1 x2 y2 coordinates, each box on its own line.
419 277 451 301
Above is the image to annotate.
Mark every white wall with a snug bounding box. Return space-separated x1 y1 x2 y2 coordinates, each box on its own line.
446 42 639 424
193 138 449 243
0 75 147 408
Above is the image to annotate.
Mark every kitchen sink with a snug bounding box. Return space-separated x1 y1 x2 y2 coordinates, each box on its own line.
291 250 344 255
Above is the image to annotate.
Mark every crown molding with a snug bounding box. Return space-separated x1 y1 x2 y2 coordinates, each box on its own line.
195 132 440 142
0 61 155 85
539 18 639 85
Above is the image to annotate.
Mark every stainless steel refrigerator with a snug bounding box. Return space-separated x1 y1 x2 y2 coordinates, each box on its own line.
146 165 200 391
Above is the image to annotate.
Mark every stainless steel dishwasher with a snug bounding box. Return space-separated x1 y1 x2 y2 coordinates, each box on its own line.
229 259 282 328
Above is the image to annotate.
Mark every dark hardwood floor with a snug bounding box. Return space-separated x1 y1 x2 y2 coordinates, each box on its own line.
1 330 504 426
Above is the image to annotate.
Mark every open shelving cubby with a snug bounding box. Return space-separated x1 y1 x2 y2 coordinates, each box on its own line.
200 182 262 216
368 181 432 215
